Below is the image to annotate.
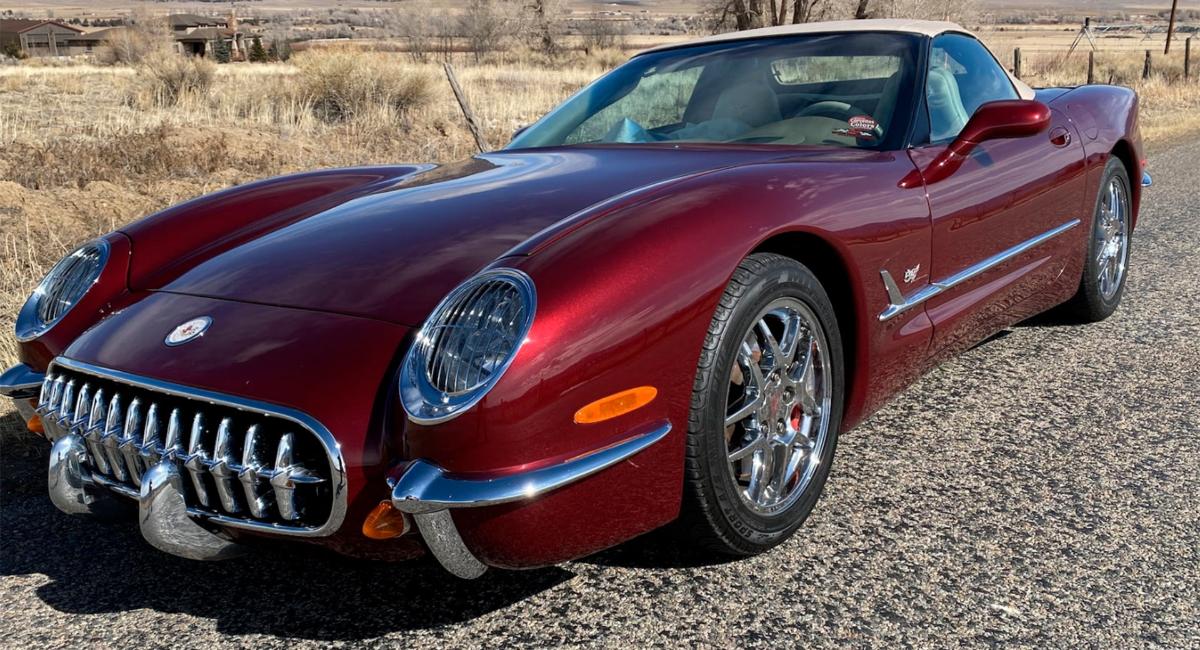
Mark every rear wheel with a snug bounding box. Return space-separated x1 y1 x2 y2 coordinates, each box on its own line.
680 253 843 555
1065 157 1132 322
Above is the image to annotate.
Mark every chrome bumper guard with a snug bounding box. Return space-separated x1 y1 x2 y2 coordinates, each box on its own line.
391 421 671 579
49 429 247 559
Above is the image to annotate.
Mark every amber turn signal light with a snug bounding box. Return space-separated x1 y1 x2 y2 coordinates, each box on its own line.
574 386 657 424
362 501 411 540
27 412 44 435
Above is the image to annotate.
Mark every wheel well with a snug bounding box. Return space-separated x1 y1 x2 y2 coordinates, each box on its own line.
1110 139 1140 224
753 232 859 417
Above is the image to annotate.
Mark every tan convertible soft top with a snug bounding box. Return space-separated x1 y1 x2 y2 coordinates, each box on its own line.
643 19 1035 100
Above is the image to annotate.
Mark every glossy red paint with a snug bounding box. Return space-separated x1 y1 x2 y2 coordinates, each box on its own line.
156 148 804 326
908 104 1090 359
13 79 1143 569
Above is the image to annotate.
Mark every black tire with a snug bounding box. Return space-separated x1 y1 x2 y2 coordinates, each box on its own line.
1064 157 1133 322
679 253 844 556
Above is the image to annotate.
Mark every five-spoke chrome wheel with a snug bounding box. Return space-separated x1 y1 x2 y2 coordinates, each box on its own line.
723 297 831 516
1095 176 1129 300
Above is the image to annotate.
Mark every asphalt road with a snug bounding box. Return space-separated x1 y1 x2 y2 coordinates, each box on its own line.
2 142 1198 649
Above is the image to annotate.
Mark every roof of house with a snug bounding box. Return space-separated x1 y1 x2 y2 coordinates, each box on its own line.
0 18 43 35
175 27 234 41
0 19 83 35
168 14 226 28
66 26 129 42
643 19 1034 100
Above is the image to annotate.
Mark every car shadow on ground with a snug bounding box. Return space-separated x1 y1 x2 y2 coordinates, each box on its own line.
0 413 574 640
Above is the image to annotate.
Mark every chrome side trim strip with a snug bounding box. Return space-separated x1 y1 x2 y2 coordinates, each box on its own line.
50 357 348 538
879 219 1081 321
0 363 44 399
1141 171 1152 188
392 421 671 514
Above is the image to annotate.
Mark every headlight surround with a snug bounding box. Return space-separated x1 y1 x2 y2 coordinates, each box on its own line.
399 268 536 424
15 239 110 341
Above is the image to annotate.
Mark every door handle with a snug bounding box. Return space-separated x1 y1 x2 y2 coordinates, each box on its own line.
1049 127 1072 147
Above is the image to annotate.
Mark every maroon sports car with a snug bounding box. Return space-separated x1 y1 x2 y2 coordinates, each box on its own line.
2 20 1147 578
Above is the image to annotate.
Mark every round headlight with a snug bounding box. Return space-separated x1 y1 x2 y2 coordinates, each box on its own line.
400 268 536 424
15 239 110 341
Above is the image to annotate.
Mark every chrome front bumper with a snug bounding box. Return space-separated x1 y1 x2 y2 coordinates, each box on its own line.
2 363 42 426
0 363 43 400
390 421 671 578
6 360 344 562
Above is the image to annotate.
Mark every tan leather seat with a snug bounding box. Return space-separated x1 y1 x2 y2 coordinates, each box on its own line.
927 66 969 141
872 71 904 135
712 80 783 128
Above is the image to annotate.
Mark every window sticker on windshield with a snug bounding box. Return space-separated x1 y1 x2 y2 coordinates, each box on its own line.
834 115 879 140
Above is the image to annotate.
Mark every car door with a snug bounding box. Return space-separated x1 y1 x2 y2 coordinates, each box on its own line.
910 33 1089 359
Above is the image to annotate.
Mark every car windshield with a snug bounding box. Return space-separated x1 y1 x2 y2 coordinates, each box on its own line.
507 32 920 151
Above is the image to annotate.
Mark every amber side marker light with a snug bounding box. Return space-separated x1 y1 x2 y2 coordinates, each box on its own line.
362 501 411 540
27 412 44 435
574 386 658 424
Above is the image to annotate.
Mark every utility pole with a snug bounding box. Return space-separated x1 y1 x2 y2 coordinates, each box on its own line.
1165 0 1179 54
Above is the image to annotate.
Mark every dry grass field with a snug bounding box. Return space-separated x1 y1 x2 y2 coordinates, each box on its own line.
1 29 1197 381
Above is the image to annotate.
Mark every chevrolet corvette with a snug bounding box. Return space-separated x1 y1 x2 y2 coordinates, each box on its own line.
1 20 1148 578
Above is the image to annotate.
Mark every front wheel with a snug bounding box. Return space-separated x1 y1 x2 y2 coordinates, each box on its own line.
1065 157 1132 322
680 253 844 556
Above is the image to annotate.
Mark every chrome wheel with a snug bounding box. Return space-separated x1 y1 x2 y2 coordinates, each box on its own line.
723 297 831 516
1095 176 1129 300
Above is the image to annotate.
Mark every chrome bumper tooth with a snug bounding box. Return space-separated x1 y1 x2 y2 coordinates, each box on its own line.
102 393 129 482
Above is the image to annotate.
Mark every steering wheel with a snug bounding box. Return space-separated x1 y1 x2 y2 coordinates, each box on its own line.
796 101 864 122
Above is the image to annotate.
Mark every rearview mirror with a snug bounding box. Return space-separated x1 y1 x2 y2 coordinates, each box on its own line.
900 99 1052 188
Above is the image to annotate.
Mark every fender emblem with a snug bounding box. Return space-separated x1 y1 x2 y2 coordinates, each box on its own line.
904 264 920 284
165 316 212 346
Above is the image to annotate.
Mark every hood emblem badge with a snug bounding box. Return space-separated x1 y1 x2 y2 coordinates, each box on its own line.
165 316 212 346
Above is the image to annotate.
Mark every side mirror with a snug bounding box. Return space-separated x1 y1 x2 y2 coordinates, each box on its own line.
901 99 1051 188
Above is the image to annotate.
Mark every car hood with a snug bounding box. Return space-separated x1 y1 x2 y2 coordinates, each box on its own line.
152 146 792 326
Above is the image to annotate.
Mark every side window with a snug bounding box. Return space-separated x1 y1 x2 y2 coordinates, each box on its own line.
927 34 1018 142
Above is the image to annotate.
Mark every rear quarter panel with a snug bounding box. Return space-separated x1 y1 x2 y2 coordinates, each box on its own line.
1045 85 1144 225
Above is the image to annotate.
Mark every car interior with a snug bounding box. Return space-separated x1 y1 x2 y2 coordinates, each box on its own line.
512 33 988 151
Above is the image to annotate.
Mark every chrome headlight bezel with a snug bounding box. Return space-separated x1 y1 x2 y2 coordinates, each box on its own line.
399 268 536 425
15 239 110 342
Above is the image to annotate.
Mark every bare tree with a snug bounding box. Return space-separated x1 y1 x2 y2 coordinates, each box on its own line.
791 0 829 23
707 0 847 31
580 13 626 53
528 0 560 56
459 0 507 61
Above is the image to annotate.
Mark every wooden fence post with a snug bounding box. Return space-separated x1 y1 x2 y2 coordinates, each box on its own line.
1187 37 1192 81
1013 48 1021 79
1087 51 1095 84
1143 50 1152 80
444 62 489 153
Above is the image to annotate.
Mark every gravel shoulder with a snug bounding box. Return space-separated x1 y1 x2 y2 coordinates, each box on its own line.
2 142 1198 648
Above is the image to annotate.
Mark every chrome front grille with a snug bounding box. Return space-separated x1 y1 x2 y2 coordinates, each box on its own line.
37 359 347 536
